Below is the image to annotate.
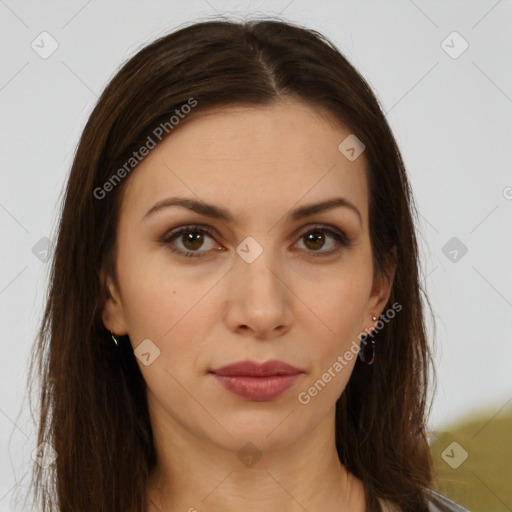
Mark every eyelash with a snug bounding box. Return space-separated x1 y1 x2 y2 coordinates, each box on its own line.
161 224 351 259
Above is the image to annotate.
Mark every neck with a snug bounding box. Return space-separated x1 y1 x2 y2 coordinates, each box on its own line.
145 399 366 512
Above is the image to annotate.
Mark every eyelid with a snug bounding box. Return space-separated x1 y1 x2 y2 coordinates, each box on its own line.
161 223 351 258
161 224 220 258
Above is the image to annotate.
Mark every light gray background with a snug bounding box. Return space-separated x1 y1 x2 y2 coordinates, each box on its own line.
1 1 511 510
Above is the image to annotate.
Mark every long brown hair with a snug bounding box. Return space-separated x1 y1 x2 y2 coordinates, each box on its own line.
26 17 437 512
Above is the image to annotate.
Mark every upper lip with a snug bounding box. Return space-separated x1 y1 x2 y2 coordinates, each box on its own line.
210 360 303 377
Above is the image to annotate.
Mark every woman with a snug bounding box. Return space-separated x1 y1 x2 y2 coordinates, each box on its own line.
28 18 470 512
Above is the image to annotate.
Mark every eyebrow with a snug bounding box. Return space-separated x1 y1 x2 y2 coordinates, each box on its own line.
143 196 362 226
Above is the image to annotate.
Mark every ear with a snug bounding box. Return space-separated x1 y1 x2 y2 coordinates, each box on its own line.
100 266 128 336
366 245 397 323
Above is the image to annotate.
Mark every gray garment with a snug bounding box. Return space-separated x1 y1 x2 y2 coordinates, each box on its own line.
378 489 470 511
426 490 470 512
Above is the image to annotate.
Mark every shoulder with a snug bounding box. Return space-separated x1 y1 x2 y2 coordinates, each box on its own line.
377 489 470 512
425 489 471 512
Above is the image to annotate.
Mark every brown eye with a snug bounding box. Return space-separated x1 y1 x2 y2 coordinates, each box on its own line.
162 226 219 258
162 224 350 259
295 226 350 256
303 232 327 251
181 231 206 251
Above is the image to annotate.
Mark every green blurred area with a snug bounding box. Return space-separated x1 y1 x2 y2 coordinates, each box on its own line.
430 406 512 512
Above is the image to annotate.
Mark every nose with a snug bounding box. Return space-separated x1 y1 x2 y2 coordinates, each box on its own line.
223 249 293 340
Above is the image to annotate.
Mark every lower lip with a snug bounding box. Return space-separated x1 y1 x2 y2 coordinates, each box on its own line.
211 373 302 401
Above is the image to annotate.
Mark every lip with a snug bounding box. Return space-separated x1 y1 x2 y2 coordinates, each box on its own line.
210 360 304 401
210 359 303 377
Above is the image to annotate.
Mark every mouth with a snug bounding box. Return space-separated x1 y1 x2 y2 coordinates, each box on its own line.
210 373 303 401
209 360 304 401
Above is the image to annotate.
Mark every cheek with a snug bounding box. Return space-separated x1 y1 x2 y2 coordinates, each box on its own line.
296 289 363 410
115 244 221 390
116 234 213 340
298 262 372 394
303 265 372 341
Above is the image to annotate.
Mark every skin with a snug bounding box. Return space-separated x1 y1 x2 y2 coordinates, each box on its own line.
102 98 395 512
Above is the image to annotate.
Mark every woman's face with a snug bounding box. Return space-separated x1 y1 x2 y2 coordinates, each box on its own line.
102 99 393 456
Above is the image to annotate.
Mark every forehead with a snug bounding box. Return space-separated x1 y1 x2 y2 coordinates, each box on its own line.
119 99 369 227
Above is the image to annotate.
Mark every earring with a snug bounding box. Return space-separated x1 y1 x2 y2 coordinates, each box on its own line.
110 331 131 374
358 314 378 365
111 331 120 347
